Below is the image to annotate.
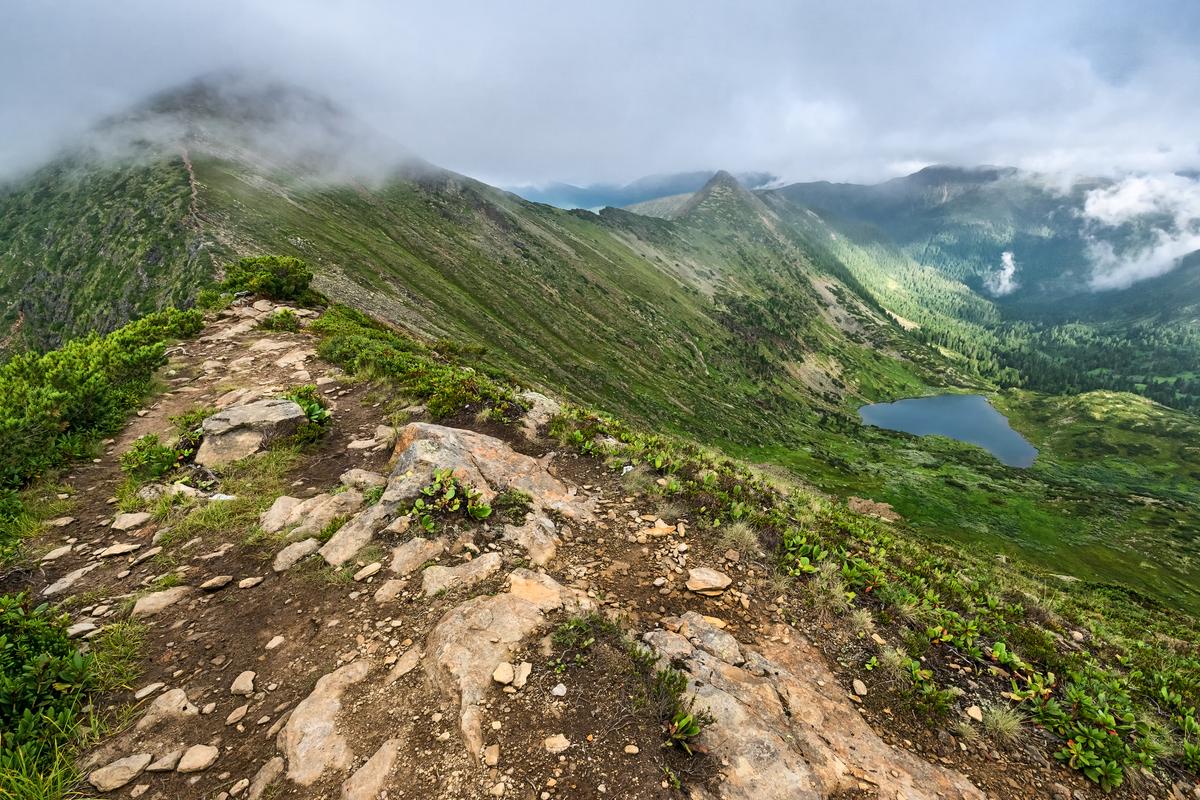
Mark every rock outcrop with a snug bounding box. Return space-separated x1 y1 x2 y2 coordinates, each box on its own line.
423 569 591 756
278 659 371 786
643 620 984 800
317 422 595 567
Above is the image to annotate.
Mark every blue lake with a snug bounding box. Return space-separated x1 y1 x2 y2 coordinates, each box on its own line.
858 394 1038 467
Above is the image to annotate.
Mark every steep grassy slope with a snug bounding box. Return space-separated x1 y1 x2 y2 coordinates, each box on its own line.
194 159 937 444
0 154 215 350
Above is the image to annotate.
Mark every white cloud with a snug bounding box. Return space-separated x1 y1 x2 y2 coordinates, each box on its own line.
1 1 1199 186
1081 174 1200 289
984 251 1020 296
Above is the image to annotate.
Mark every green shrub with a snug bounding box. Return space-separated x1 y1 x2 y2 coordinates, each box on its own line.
0 307 202 493
258 308 301 332
195 288 233 310
221 256 317 303
0 594 93 784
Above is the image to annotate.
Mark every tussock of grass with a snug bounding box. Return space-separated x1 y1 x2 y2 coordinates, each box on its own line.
716 520 759 555
981 704 1026 746
90 621 147 691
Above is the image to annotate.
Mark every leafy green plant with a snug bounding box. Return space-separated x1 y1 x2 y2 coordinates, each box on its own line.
283 385 331 426
664 707 706 755
119 434 184 481
0 593 94 788
549 615 606 673
282 385 332 444
781 529 828 574
408 469 492 532
195 288 234 310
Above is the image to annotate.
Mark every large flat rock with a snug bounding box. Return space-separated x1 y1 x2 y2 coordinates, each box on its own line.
195 399 307 466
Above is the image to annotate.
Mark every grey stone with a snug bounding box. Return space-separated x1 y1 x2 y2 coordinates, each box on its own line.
388 537 445 576
272 538 320 572
131 586 195 618
177 744 219 773
341 738 401 800
88 753 153 791
112 512 153 532
136 688 198 732
421 551 502 596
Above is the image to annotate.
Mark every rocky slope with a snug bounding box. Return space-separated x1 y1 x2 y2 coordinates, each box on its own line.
13 298 1180 800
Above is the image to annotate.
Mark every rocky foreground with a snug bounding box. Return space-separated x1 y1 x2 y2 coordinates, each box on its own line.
18 300 1114 799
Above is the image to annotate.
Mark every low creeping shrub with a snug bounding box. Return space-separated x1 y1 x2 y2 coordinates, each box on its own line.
0 593 94 792
309 305 524 420
258 308 301 332
220 255 319 304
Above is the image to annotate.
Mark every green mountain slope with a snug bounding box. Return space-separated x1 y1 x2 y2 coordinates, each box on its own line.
761 169 1200 413
0 154 215 349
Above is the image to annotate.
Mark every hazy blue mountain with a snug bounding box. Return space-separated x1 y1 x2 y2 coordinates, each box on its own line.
506 170 775 209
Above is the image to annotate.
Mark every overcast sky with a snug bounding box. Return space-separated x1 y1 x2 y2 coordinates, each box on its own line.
2 1 1199 186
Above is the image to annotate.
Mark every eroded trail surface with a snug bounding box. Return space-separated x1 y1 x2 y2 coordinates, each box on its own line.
20 300 1002 799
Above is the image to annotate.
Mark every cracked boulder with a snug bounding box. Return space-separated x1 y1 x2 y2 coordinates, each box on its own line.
387 423 594 520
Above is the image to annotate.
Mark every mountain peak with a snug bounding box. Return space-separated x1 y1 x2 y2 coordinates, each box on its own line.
676 169 772 222
703 169 742 191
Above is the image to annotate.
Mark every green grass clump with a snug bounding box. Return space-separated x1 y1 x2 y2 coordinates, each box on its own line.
492 489 532 523
119 434 184 482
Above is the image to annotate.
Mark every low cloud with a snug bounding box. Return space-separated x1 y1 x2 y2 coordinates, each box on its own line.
1082 174 1200 289
984 251 1020 296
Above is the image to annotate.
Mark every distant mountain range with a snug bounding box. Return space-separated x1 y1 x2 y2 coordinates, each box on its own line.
504 170 776 210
